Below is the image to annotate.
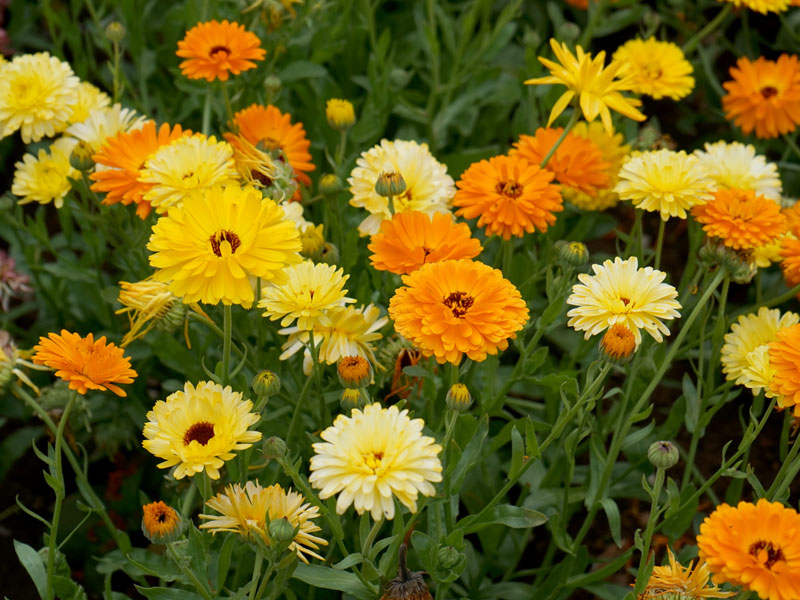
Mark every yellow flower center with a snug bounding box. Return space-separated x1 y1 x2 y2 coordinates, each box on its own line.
363 451 384 471
748 540 785 570
443 291 474 319
210 230 241 257
495 180 523 199
10 78 41 108
209 45 231 59
183 421 215 446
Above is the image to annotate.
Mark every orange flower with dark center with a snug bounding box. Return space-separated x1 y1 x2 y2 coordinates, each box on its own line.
510 127 610 195
176 20 265 82
453 154 563 240
723 54 800 139
90 121 190 218
368 211 482 275
692 188 787 250
388 259 529 364
33 330 137 397
142 501 181 543
768 323 800 415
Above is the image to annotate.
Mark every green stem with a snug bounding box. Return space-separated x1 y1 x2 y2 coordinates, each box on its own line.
222 304 233 385
249 549 264 600
361 517 384 560
254 561 277 600
167 542 213 600
287 366 315 448
766 431 800 500
784 133 800 161
682 4 733 55
335 130 348 169
180 482 197 518
578 0 609 47
112 41 122 103
540 109 580 168
653 218 666 270
202 87 213 135
221 83 234 124
634 468 664 594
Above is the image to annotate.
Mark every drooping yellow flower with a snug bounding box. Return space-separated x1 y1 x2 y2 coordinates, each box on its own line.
12 137 78 209
0 52 79 142
309 403 442 520
142 381 261 480
68 81 111 125
525 38 645 133
147 184 302 307
66 103 146 154
566 256 681 347
694 141 782 201
637 547 734 600
720 0 792 14
612 39 694 100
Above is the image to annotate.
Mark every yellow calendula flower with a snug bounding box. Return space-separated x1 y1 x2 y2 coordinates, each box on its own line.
223 132 277 188
66 103 146 154
694 141 782 201
309 403 443 520
525 38 645 133
147 184 302 307
637 547 734 600
68 81 111 125
12 137 78 208
720 0 792 14
142 380 261 480
325 98 356 130
612 39 694 100
0 52 80 142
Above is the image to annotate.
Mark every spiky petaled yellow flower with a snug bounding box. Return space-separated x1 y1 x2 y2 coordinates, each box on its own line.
0 52 79 142
258 261 354 330
347 139 455 236
142 381 261 480
309 403 442 520
692 189 787 251
223 132 276 188
694 141 782 201
564 121 630 211
147 185 302 307
638 547 734 600
199 481 326 562
566 256 681 347
12 138 78 209
612 39 694 100
720 0 791 14
720 307 799 394
66 104 146 154
325 98 356 130
615 149 715 220
139 135 239 214
698 499 800 600
525 38 645 133
68 82 110 125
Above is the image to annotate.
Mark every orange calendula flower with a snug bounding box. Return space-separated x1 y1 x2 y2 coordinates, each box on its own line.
768 323 800 415
511 127 610 195
692 188 787 251
32 330 137 397
90 121 190 219
697 499 800 600
388 259 529 364
779 227 800 290
722 54 800 139
176 20 265 82
453 154 563 240
141 501 182 544
368 211 482 275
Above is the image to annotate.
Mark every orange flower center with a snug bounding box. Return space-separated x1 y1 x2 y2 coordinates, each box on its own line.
209 45 231 59
183 421 215 446
443 291 475 318
760 86 778 99
748 540 785 570
210 230 241 257
495 180 523 198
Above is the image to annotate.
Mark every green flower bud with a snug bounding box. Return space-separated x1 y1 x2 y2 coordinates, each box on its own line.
319 242 340 265
252 370 281 398
648 440 679 470
264 74 281 97
340 388 368 412
556 22 580 43
157 300 186 333
69 141 95 172
554 240 590 267
375 172 406 197
262 436 287 461
267 517 296 544
445 383 472 412
436 545 461 570
105 21 126 43
319 173 343 197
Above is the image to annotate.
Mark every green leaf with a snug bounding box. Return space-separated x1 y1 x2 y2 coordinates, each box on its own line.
460 504 548 534
292 564 374 600
599 498 622 548
449 415 489 492
278 60 328 82
332 553 364 570
134 587 204 600
524 417 541 460
14 540 47 600
682 374 700 433
508 426 524 479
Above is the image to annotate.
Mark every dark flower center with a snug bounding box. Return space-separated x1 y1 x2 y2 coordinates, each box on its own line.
495 180 523 199
183 421 215 446
251 170 273 186
748 540 785 570
209 45 231 58
443 291 475 318
156 510 168 523
210 230 241 257
761 86 778 99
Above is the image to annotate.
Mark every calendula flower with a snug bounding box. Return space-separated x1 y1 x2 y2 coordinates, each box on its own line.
615 149 715 220
723 54 800 139
176 20 265 81
599 324 636 362
0 331 48 395
638 547 733 600
309 403 442 520
389 259 529 364
141 501 182 544
139 134 238 214
612 39 694 100
200 481 326 562
0 52 79 142
368 211 482 275
147 184 302 307
326 98 356 130
0 252 32 312
348 139 456 236
698 499 800 600
781 234 800 289
566 256 681 347
694 141 782 201
68 81 110 125
66 103 146 153
32 330 137 397
720 0 792 14
692 188 787 250
453 154 562 240
768 323 800 414
142 381 261 480
259 261 354 329
525 38 645 133
12 137 78 208
223 132 277 188
510 127 610 195
90 121 190 219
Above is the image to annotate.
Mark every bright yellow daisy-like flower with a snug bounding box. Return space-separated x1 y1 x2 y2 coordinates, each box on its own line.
694 141 782 201
525 38 645 133
638 547 733 600
566 256 681 347
769 323 800 415
12 137 78 209
147 184 302 307
66 103 146 154
142 380 261 480
139 134 239 214
259 261 354 330
615 149 715 220
199 481 326 562
348 139 455 236
692 188 787 250
68 82 111 125
309 403 442 520
720 0 792 14
0 52 79 142
612 39 694 100
698 499 800 600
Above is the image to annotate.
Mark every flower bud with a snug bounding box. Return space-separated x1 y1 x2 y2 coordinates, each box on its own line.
319 173 342 197
554 240 590 267
268 516 296 545
319 242 339 265
264 74 281 98
252 370 281 398
375 172 406 197
69 141 95 172
337 356 373 388
300 224 326 259
340 387 368 412
105 21 126 43
556 22 580 42
435 545 461 570
262 436 287 460
142 501 182 544
648 440 679 469
445 383 472 412
325 98 356 131
599 324 636 363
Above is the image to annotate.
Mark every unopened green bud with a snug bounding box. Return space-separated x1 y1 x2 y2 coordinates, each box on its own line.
648 440 679 469
340 388 368 412
268 517 296 544
556 22 580 42
554 240 589 267
318 242 339 265
105 21 126 44
157 301 186 333
252 370 281 398
436 545 461 570
375 172 406 197
264 75 281 97
445 383 472 412
262 436 287 460
319 174 342 197
300 224 325 260
69 141 95 172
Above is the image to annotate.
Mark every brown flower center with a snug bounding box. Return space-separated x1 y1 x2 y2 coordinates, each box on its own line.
251 170 273 186
210 230 241 257
443 291 475 318
495 180 523 198
209 45 231 58
748 540 785 570
183 421 215 446
761 86 778 99
156 509 168 523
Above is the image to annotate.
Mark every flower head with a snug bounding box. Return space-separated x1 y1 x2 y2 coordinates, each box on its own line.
389 259 529 364
326 98 356 130
69 82 110 125
721 0 792 13
0 252 32 312
692 188 786 250
337 356 373 388
612 39 694 100
12 137 78 209
566 256 681 347
768 323 800 414
694 141 782 201
148 184 302 307
66 104 146 154
142 501 182 544
33 330 137 396
176 20 265 81
599 324 636 361
142 381 261 479
780 234 800 290
638 547 734 600
224 132 278 189
309 403 442 520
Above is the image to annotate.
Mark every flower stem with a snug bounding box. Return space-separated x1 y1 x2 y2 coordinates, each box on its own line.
766 431 800 500
634 467 665 595
362 517 384 561
111 41 122 103
653 218 666 270
682 3 733 55
539 109 580 169
578 0 609 47
222 304 232 385
221 83 234 124
202 87 213 135
180 481 197 518
249 549 264 600
335 130 348 169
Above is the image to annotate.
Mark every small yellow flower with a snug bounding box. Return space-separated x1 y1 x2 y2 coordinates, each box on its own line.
12 137 78 208
325 98 356 130
637 547 734 600
720 0 792 14
612 39 694 100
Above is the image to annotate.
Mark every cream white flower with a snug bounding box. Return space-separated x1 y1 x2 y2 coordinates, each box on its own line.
694 141 782 201
66 103 146 153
